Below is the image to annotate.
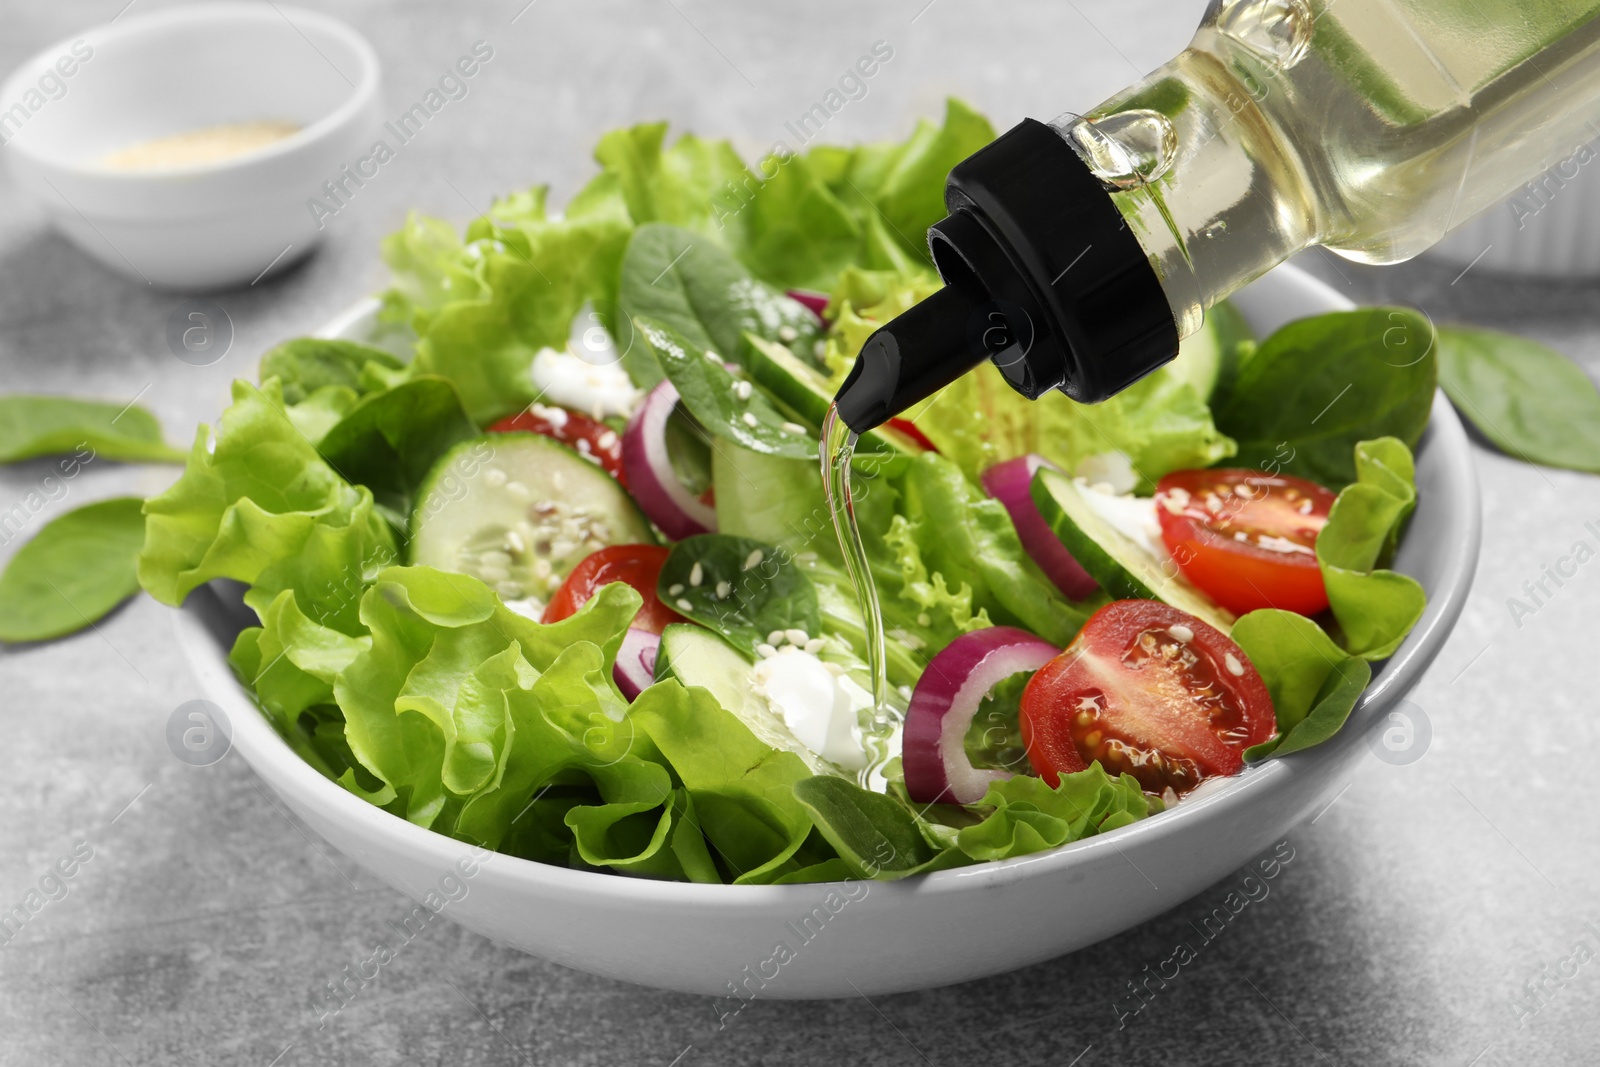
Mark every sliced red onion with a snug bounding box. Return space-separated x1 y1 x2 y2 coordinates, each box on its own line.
622 380 716 540
982 455 1099 600
785 289 830 324
902 627 1060 805
613 627 661 702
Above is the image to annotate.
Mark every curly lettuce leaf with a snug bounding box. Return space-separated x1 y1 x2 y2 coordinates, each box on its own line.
407 214 633 425
332 566 640 832
897 453 1089 647
810 98 997 269
954 766 1154 862
137 380 397 634
628 678 826 884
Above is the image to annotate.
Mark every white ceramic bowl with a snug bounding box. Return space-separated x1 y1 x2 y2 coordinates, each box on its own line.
0 3 381 289
172 264 1480 998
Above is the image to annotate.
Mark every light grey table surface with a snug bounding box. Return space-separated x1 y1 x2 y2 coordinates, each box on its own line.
3 1 1599 1064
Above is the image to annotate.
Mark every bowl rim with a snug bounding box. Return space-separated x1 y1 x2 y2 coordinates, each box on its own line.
0 1 380 178
176 262 1482 906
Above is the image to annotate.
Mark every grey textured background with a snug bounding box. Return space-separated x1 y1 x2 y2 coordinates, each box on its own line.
3 1 1599 1064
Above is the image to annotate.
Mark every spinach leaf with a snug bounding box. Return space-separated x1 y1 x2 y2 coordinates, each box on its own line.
1318 438 1426 659
258 338 404 405
657 534 821 657
314 377 479 524
0 395 184 464
634 317 816 459
0 497 145 642
792 775 942 880
1233 609 1371 760
1436 325 1600 473
1215 308 1436 487
618 224 823 389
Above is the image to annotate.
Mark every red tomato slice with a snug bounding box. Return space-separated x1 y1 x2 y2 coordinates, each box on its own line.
542 545 683 633
490 405 626 486
1154 468 1337 616
1020 600 1275 796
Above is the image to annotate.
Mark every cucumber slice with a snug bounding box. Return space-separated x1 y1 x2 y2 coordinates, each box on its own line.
409 433 654 608
1030 466 1235 634
656 623 834 775
744 335 920 453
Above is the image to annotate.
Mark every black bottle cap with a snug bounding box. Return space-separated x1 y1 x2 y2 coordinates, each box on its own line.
832 117 1178 434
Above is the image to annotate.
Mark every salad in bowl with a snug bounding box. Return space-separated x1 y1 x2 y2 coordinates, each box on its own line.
140 101 1438 888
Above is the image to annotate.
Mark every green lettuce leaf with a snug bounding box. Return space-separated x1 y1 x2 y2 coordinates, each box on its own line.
812 99 997 269
407 214 633 424
333 566 640 832
258 339 405 406
1318 438 1425 659
628 678 825 884
955 765 1154 862
897 453 1088 647
137 380 397 635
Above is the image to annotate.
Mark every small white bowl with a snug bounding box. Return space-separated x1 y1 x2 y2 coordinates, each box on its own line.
0 3 381 289
173 265 1481 998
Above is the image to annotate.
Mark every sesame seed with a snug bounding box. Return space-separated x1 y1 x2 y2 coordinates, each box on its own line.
676 598 694 612
785 628 809 646
735 381 753 401
768 630 785 646
781 422 807 434
742 412 758 427
757 643 778 658
743 549 764 571
668 583 685 596
715 580 730 598
778 325 798 342
1168 624 1194 642
804 638 824 654
1225 653 1245 676
689 562 703 587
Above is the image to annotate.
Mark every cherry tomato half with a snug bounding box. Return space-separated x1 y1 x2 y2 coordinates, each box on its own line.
490 404 626 486
1154 468 1337 617
1020 600 1275 796
542 544 684 633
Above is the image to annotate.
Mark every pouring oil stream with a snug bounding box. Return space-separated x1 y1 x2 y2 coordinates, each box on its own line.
820 402 896 786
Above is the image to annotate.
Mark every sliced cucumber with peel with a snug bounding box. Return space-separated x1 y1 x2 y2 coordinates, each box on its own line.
1030 465 1235 634
744 334 921 453
409 432 654 608
655 623 833 775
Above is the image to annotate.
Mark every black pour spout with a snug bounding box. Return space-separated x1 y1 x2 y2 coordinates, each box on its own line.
831 118 1180 435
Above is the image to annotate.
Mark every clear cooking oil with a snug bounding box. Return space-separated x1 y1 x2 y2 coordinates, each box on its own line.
820 402 896 787
1062 0 1600 338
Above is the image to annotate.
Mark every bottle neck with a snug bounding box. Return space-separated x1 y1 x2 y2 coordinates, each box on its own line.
1052 46 1320 342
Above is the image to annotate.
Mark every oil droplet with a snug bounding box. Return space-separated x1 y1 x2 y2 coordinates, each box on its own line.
1214 0 1313 68
1063 109 1178 190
